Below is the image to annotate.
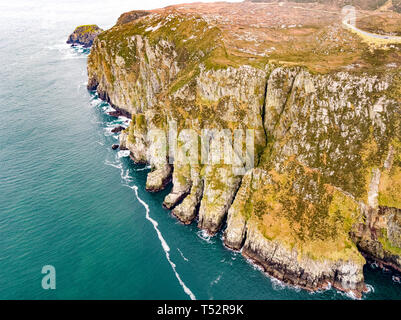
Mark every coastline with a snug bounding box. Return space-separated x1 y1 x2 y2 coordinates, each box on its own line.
82 1 401 299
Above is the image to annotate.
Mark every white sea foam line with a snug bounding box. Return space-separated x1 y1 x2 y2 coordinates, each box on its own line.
117 115 130 123
117 150 130 158
177 248 189 262
96 94 196 300
134 165 151 172
108 154 196 299
131 185 196 300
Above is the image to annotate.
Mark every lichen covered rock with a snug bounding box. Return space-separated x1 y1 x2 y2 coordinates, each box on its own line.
67 25 103 47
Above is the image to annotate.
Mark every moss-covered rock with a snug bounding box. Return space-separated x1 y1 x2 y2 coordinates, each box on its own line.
67 24 103 47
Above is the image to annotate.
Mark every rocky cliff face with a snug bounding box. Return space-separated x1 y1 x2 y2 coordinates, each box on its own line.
87 2 401 298
67 25 103 48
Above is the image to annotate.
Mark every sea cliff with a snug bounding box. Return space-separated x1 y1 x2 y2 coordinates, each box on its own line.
67 24 103 47
86 2 401 297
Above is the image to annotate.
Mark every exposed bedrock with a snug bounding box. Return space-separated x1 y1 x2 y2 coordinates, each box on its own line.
116 10 151 25
197 164 242 235
353 205 401 273
242 222 366 297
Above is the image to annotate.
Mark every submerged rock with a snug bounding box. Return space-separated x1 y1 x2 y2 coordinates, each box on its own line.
111 144 119 150
116 10 150 25
111 126 125 133
66 25 103 48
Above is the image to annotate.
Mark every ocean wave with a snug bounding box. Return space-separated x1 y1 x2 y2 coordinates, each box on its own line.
196 229 215 244
104 160 122 170
46 40 89 60
117 116 131 124
117 150 130 158
90 98 102 106
103 105 116 113
177 248 189 262
211 274 222 286
119 168 133 184
244 257 264 273
134 165 151 172
271 278 286 291
366 284 375 293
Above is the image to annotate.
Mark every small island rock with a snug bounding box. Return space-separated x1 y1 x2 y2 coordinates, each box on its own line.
66 25 103 48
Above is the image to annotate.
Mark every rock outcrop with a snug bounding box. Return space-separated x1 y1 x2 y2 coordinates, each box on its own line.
116 10 151 25
87 2 401 297
67 25 103 47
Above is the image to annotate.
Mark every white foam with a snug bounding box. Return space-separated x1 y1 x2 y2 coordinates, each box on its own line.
177 248 189 262
366 284 375 293
117 150 130 158
91 98 102 106
197 229 215 244
134 165 151 172
211 274 222 286
117 115 130 123
47 41 89 60
103 105 116 113
103 127 114 136
271 278 285 291
93 91 196 300
131 185 196 300
104 160 122 170
392 276 401 284
120 169 133 184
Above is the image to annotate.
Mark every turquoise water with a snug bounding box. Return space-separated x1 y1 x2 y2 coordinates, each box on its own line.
0 0 400 300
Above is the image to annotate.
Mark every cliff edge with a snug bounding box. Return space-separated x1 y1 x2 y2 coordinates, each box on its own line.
87 1 401 298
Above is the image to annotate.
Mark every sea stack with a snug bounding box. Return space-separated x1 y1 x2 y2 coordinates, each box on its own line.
67 25 103 48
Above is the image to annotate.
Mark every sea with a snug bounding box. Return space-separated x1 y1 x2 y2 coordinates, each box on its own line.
0 0 400 300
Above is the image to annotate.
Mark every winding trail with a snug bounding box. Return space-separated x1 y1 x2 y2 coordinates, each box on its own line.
287 3 401 44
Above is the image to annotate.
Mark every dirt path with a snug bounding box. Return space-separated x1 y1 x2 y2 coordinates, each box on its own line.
286 3 401 44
